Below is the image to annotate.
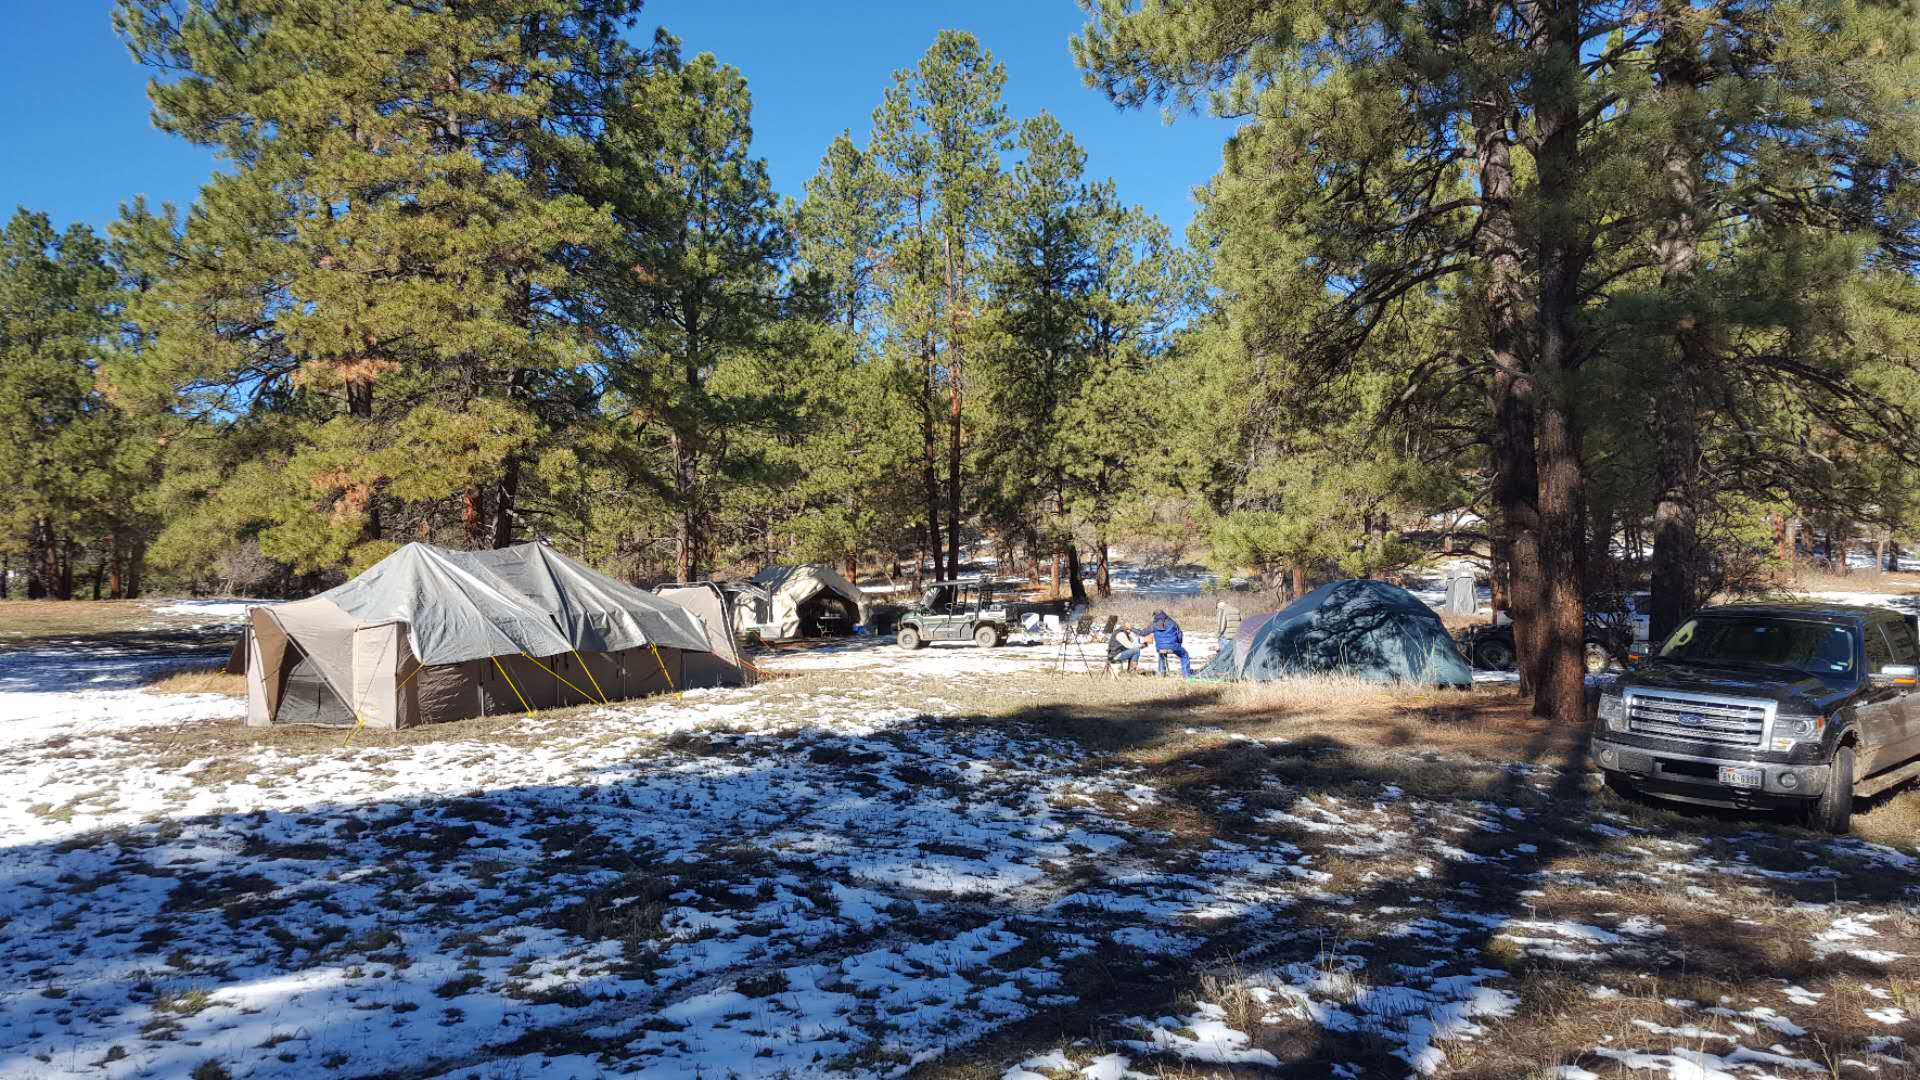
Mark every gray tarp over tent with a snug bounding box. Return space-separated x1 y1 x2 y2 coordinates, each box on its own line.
243 542 718 729
1199 579 1474 687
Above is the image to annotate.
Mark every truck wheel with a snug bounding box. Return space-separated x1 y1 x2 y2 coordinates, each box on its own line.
973 625 1001 648
1473 637 1516 672
1805 744 1854 834
897 627 925 650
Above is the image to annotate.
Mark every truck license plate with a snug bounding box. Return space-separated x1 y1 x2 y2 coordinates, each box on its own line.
1719 766 1764 789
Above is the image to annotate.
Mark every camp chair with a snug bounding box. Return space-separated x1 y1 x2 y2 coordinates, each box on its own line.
1052 615 1098 673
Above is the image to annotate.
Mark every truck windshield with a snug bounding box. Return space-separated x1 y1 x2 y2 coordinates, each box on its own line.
1657 617 1857 679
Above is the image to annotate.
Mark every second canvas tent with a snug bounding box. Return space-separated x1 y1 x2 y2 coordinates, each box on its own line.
241 542 737 729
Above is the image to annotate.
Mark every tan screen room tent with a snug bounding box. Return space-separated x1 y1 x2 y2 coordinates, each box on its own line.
243 542 717 729
653 583 751 687
745 565 867 640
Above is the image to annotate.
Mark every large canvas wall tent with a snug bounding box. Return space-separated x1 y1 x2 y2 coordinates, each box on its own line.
737 565 867 640
238 542 740 730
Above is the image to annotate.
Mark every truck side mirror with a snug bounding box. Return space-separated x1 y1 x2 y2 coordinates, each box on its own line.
1873 664 1919 687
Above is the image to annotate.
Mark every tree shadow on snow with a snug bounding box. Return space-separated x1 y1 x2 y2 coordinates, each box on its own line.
2 690 1917 1079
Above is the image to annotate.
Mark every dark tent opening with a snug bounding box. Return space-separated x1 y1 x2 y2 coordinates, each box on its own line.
798 592 858 637
275 645 355 726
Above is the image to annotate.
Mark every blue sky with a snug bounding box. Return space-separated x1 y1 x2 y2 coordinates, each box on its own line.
1 2 1236 239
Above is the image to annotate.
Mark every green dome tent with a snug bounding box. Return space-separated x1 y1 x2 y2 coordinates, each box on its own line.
1199 579 1473 687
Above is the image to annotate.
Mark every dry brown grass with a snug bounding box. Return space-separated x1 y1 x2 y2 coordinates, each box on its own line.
1087 595 1226 636
1757 567 1920 598
1856 784 1920 848
955 669 1561 772
0 600 161 639
143 666 246 698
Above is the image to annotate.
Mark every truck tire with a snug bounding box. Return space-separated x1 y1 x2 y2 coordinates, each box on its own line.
897 627 926 650
973 624 1001 648
1805 744 1854 834
1473 636 1516 672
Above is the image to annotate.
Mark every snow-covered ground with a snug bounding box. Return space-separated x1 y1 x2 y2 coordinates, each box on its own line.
0 600 250 747
3 597 1919 1077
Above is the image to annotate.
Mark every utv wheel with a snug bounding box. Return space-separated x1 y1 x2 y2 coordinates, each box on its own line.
1805 744 1854 834
1473 637 1517 672
1584 642 1615 674
897 627 926 650
973 625 1001 648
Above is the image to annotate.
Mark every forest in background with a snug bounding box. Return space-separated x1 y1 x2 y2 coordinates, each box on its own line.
1 0 1916 720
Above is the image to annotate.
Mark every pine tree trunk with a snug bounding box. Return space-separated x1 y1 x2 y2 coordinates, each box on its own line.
921 361 944 580
27 517 55 599
347 375 380 541
1490 532 1510 621
107 533 123 600
1470 77 1545 692
464 485 487 547
59 535 74 601
126 540 145 600
1648 0 1707 643
91 554 105 601
1065 542 1087 603
1 555 9 600
491 457 520 550
1532 0 1592 724
1096 536 1111 598
944 237 965 582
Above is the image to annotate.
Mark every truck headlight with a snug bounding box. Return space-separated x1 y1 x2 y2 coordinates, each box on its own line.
1598 692 1627 732
1770 714 1825 751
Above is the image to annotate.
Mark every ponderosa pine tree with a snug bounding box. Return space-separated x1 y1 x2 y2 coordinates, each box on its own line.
0 210 135 599
1075 0 1919 721
870 31 1013 580
111 0 635 573
565 43 789 582
975 114 1199 601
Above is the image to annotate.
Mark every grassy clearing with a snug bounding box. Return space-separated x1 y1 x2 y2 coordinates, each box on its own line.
0 600 165 640
1763 567 1920 597
142 666 246 698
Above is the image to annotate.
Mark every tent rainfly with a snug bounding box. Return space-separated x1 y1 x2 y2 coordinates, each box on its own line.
740 565 867 640
242 542 727 730
1198 579 1474 688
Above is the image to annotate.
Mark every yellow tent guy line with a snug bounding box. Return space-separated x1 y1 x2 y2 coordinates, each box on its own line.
571 648 610 704
347 660 428 746
491 654 537 717
649 643 675 691
519 652 604 706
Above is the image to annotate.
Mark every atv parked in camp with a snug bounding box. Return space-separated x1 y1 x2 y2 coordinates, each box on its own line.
1457 617 1631 674
895 580 1039 649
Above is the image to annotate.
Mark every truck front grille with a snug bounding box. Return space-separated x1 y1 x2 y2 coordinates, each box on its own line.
1625 691 1769 747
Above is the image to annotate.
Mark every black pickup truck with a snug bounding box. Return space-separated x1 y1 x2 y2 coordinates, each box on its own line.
1591 602 1920 832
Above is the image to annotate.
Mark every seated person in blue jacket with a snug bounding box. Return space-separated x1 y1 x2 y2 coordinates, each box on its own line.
1149 610 1191 677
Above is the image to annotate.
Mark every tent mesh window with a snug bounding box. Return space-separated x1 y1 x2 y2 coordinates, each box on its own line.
275 644 355 726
